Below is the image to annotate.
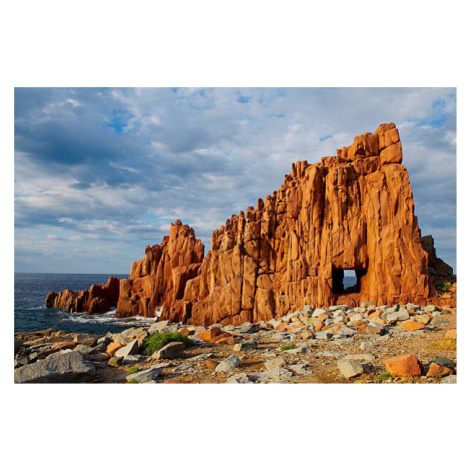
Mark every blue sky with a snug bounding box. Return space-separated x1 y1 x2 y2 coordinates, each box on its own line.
14 87 456 274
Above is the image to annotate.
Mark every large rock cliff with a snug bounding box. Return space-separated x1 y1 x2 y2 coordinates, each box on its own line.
46 123 453 324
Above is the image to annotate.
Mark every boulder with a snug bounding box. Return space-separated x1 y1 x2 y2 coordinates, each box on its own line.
106 342 124 357
14 351 95 383
148 321 169 335
154 341 185 360
233 341 258 352
122 355 142 365
265 357 286 371
403 320 426 332
212 332 235 345
73 334 98 346
397 309 410 321
115 340 139 358
426 363 453 378
337 359 364 379
200 327 222 341
384 354 423 377
430 357 455 369
316 331 333 340
215 355 241 372
73 344 94 359
89 352 110 361
415 314 431 325
108 356 124 367
126 365 164 383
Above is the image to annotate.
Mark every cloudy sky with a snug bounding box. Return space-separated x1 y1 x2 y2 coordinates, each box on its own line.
14 87 456 274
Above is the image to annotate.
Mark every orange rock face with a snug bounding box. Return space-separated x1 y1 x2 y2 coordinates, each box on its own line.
426 363 453 378
384 354 423 377
403 320 426 332
47 123 444 326
115 220 204 319
45 276 120 314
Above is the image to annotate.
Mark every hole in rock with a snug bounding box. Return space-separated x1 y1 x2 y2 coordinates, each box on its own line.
332 268 367 294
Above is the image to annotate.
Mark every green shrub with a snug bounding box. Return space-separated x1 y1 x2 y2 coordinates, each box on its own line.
436 282 452 292
280 344 297 351
377 371 392 382
127 366 140 375
127 378 138 384
142 332 193 356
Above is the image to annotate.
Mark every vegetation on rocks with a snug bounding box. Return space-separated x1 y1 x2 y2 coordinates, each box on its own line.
142 333 192 356
127 366 140 375
435 282 452 292
430 338 457 351
280 344 297 351
377 372 392 382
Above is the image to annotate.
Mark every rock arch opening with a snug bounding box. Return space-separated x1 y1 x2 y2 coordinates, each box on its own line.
332 268 367 294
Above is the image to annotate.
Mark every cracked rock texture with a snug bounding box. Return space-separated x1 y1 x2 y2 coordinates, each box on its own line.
47 123 454 325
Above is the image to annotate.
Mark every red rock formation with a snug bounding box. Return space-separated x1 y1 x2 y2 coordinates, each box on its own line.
45 276 120 314
115 220 204 319
47 123 452 324
420 234 455 282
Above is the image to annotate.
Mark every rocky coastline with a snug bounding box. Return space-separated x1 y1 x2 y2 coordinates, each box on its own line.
14 300 457 384
44 123 456 328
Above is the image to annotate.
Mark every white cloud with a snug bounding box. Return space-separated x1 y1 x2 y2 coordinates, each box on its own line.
14 87 456 273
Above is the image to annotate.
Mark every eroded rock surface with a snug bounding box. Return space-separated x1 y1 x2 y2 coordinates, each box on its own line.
46 123 454 325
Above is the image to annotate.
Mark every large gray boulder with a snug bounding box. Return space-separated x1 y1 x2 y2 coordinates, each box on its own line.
154 341 185 360
397 309 410 321
115 339 139 358
14 351 95 383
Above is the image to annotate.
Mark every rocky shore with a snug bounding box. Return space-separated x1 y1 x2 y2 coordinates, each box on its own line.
14 301 457 384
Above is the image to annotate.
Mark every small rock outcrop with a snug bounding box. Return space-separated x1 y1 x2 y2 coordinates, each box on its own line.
46 123 454 325
420 234 455 282
45 276 120 314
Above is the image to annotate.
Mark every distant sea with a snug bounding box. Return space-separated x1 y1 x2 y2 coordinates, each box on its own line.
15 273 359 335
14 273 155 335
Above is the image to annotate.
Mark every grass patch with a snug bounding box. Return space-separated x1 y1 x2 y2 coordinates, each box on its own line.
435 282 452 292
127 366 140 375
127 378 138 384
142 332 193 356
430 338 457 351
377 371 392 382
280 344 297 351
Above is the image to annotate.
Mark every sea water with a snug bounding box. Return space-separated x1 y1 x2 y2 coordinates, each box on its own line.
14 273 155 335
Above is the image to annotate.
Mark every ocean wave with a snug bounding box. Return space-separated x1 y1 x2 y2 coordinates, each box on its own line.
60 311 156 327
